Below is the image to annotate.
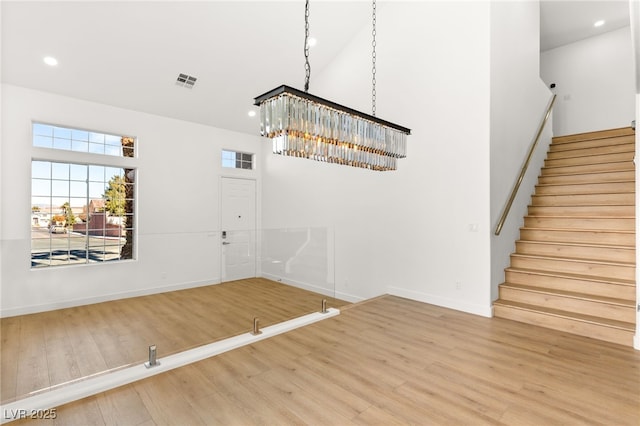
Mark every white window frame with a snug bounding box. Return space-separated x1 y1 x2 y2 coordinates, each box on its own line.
30 122 137 268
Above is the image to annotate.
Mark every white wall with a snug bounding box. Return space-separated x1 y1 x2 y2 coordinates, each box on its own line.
0 84 262 316
0 5 4 316
541 26 636 136
489 0 552 301
0 2 573 321
261 1 493 316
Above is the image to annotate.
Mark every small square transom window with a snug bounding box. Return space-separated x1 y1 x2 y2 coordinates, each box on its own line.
222 150 253 170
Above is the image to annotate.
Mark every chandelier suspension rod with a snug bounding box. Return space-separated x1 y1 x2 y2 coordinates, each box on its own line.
304 0 311 92
372 0 377 116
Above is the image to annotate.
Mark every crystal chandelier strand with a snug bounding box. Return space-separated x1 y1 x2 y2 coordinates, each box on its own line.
256 88 408 171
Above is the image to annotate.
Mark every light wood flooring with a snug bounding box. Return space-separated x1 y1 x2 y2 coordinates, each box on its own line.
7 294 640 425
1 278 348 404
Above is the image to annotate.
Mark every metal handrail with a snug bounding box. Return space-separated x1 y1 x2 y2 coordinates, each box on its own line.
494 94 557 236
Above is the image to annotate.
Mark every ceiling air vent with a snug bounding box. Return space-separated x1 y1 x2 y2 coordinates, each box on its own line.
176 73 197 88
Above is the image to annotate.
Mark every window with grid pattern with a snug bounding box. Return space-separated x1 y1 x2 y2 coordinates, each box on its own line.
222 150 253 170
31 123 135 268
32 123 134 157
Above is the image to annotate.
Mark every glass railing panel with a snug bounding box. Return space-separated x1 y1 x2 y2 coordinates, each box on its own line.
259 226 335 298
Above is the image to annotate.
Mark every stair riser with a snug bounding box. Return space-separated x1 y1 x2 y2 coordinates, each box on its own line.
499 287 635 323
535 182 635 195
550 135 636 152
505 269 636 299
519 228 635 246
538 170 635 185
531 193 634 206
547 143 634 159
527 205 636 216
515 241 635 263
545 152 634 167
542 161 633 175
493 305 634 346
523 216 635 231
510 256 635 280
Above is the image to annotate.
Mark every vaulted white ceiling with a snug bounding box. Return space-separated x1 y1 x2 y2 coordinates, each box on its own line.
540 0 631 51
2 1 372 136
1 1 632 136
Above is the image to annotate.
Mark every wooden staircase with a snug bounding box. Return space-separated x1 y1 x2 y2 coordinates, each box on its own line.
494 127 637 346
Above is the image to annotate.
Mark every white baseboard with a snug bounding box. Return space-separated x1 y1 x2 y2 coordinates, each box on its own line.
260 273 334 297
0 308 340 424
259 273 365 304
387 286 493 318
333 290 365 304
0 279 221 318
634 334 640 351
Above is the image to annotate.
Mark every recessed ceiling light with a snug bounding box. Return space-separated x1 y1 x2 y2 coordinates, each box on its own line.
43 56 58 66
594 20 605 27
248 110 257 117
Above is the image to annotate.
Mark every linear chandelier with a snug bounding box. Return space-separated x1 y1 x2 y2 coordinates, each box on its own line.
253 0 410 171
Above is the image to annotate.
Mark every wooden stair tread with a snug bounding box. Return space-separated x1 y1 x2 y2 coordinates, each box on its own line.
551 127 635 144
550 140 634 147
523 215 635 228
542 159 632 170
532 190 635 196
520 226 635 234
525 214 635 219
536 180 635 187
545 149 635 164
527 204 635 210
499 283 635 306
545 150 634 159
540 168 635 176
510 252 635 267
516 239 635 251
527 204 635 209
527 204 635 218
493 300 635 331
504 266 636 286
550 141 635 152
538 170 635 180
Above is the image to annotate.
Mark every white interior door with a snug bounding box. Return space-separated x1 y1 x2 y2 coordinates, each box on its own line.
221 177 257 282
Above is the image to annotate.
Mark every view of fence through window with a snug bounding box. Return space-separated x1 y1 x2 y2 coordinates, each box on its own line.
31 124 135 268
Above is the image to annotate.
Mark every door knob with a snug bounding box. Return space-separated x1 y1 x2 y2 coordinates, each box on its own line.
222 241 230 245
